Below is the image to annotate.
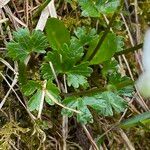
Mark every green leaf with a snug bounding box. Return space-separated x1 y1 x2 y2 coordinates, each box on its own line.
41 51 62 80
45 80 60 105
71 27 99 62
72 27 98 47
90 32 119 64
96 0 120 14
40 51 70 80
45 18 70 50
101 59 118 77
22 80 42 96
61 97 79 117
83 96 106 110
102 64 133 96
30 29 49 53
116 36 124 52
78 0 100 17
84 92 127 116
42 27 93 81
46 80 60 96
67 74 89 88
7 42 28 62
22 79 60 111
108 73 133 90
68 62 93 76
28 89 42 111
13 28 31 49
45 51 62 71
117 86 134 97
60 43 82 65
77 99 93 124
62 91 126 124
61 97 93 124
21 80 43 111
7 28 48 62
83 38 100 61
41 50 92 80
78 0 120 17
97 91 127 116
40 63 54 80
120 111 150 128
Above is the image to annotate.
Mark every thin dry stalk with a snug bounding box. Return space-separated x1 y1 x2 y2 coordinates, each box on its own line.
62 75 68 150
46 91 81 114
49 61 61 91
0 0 10 8
120 13 149 111
25 0 29 26
0 72 36 120
0 73 18 109
36 0 57 31
4 5 27 28
120 13 143 71
119 129 135 150
82 125 99 150
37 80 47 119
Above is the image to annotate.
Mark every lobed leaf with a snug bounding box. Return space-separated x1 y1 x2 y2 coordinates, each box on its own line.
60 43 84 63
62 91 127 124
78 0 120 17
41 47 92 81
78 0 100 17
28 89 42 111
45 80 61 105
97 91 127 116
72 27 98 47
67 74 89 88
68 62 93 76
61 97 79 117
77 99 93 124
7 28 48 62
61 97 93 124
101 59 118 77
96 0 120 14
22 79 60 111
22 80 42 96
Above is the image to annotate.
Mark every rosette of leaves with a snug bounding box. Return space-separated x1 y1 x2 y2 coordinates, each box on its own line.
6 18 130 124
41 19 93 89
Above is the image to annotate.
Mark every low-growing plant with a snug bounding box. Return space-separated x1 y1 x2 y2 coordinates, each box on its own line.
1 0 150 149
5 16 134 124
